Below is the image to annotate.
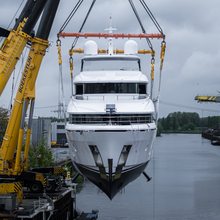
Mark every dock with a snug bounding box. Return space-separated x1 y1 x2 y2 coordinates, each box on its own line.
0 184 99 220
0 188 75 220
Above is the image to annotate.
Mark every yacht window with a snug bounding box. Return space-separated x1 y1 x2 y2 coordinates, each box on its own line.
75 83 147 94
76 84 83 95
57 125 65 129
69 114 153 125
138 84 146 94
81 57 141 71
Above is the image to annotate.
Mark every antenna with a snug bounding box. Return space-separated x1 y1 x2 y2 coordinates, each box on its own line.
104 16 117 55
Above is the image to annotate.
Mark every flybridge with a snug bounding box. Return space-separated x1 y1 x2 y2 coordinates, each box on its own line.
56 0 166 100
56 0 166 97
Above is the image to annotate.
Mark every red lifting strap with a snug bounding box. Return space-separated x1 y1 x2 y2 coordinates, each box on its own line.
58 32 163 39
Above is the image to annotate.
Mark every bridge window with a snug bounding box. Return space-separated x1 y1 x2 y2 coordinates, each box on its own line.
75 83 147 95
76 84 83 95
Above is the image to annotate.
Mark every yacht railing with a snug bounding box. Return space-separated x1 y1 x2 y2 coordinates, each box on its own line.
69 114 153 125
75 94 148 100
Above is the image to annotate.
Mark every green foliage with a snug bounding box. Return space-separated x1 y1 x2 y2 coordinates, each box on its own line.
205 116 220 129
29 141 54 168
157 122 163 136
158 112 220 133
0 107 8 145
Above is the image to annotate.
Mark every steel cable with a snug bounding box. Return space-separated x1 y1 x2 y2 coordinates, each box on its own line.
71 0 97 49
139 0 164 37
58 0 84 33
128 0 154 51
0 0 25 43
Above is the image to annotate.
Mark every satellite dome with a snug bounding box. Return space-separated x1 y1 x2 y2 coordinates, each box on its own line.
84 40 98 55
124 40 138 55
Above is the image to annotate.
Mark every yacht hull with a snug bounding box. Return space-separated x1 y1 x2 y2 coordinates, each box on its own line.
75 161 148 199
66 128 156 199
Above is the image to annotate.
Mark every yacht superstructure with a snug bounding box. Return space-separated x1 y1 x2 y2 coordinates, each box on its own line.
66 39 157 199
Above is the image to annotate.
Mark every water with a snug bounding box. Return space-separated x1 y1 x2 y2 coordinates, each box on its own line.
76 134 220 220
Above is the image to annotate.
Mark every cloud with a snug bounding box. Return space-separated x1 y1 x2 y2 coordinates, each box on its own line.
181 50 220 85
1 0 220 117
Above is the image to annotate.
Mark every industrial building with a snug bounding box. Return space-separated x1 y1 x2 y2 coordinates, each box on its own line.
31 117 67 148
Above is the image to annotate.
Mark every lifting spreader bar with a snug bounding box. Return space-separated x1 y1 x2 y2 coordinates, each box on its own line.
58 32 164 39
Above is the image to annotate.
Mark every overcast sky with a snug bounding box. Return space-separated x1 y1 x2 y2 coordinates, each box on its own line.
1 0 220 118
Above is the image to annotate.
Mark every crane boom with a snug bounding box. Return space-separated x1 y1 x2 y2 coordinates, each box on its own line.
0 0 48 96
0 37 49 174
0 0 60 204
195 95 220 103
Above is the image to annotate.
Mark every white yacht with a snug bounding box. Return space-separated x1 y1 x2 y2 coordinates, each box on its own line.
66 39 157 199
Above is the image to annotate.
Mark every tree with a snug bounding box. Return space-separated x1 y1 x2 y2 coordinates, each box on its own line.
158 111 201 132
29 141 54 168
156 121 163 136
0 107 8 145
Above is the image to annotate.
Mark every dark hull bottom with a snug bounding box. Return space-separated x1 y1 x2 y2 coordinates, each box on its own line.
75 161 149 199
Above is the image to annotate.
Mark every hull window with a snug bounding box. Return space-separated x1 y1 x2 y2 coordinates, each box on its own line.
115 145 132 183
89 145 104 167
117 145 132 167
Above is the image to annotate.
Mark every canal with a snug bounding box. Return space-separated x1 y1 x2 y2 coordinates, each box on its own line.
76 134 220 220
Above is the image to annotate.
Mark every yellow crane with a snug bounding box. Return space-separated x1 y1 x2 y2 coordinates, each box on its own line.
195 95 220 103
0 0 60 205
0 0 49 96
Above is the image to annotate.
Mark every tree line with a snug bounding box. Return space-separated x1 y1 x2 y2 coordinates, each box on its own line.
158 111 220 133
1 107 220 144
